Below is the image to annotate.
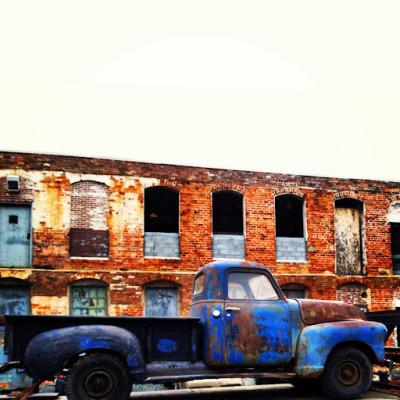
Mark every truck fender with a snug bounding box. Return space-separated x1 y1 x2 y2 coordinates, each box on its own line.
294 320 387 378
23 325 145 381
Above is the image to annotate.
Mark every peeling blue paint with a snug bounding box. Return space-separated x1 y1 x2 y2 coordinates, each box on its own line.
157 339 177 353
79 337 109 350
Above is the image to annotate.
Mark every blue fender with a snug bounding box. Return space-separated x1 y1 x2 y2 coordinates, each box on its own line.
23 325 145 381
294 320 387 377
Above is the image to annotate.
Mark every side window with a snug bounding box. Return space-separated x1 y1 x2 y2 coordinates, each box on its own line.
193 274 204 296
70 279 108 316
228 272 278 300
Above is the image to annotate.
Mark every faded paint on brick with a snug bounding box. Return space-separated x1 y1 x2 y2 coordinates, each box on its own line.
1 151 400 316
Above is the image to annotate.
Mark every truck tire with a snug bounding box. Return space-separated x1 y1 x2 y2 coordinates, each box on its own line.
64 353 131 400
320 346 372 399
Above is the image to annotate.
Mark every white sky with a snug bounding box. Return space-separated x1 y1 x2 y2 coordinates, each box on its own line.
1 0 400 181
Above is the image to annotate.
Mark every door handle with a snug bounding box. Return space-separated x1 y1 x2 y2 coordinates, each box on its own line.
226 307 241 311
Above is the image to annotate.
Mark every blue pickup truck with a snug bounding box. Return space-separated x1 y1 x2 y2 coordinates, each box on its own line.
0 261 388 400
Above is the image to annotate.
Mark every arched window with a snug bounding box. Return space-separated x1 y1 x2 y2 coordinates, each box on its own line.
335 198 364 275
280 283 308 299
388 202 400 275
0 278 31 315
144 280 179 317
275 195 307 262
70 279 108 316
145 187 179 233
144 187 179 258
212 190 243 235
212 190 245 260
70 181 109 258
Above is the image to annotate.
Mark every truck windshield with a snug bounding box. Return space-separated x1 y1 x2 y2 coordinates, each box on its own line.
228 272 278 300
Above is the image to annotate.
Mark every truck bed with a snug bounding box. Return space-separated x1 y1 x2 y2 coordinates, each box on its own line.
4 315 201 364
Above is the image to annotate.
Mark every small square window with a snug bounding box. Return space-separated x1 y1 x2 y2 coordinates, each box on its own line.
9 215 18 224
6 176 20 192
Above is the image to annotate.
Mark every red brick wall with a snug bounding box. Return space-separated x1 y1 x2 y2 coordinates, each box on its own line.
1 151 400 316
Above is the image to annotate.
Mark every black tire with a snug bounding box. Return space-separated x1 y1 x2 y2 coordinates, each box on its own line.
65 353 131 400
320 346 372 399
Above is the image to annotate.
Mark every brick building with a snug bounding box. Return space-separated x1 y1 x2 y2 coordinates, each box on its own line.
1 151 400 318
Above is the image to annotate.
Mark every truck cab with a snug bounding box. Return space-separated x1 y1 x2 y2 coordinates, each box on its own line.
190 261 294 367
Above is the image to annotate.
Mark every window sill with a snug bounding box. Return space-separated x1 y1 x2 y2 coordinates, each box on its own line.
70 257 109 260
276 259 308 264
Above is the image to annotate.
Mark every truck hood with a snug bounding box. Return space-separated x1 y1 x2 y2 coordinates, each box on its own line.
296 299 367 325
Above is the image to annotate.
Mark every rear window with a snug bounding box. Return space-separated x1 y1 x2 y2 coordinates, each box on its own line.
193 274 204 296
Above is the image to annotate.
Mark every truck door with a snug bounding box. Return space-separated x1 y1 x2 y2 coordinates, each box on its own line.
224 270 291 366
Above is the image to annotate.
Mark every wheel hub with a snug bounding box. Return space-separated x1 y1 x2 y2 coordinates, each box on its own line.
338 361 360 387
84 370 115 398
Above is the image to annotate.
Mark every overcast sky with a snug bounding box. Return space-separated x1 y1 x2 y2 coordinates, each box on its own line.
1 1 400 182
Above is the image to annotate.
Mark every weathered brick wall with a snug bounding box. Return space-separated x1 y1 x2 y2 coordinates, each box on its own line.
1 151 400 316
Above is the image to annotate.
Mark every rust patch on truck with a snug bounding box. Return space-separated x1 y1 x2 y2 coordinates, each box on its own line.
298 299 366 325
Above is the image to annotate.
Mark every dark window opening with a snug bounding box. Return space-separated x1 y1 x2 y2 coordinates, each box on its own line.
6 176 19 192
275 195 304 237
392 223 400 274
145 187 179 233
9 215 18 224
212 190 243 235
335 198 363 210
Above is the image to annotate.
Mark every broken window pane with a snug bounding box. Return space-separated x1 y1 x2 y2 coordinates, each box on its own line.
71 285 107 316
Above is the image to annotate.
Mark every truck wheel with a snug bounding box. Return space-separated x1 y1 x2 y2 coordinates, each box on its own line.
320 346 372 399
65 353 131 400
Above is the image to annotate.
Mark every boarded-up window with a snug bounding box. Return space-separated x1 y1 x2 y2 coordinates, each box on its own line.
337 283 368 312
70 279 108 316
145 286 178 317
335 198 364 275
0 279 30 315
212 190 243 235
70 181 109 258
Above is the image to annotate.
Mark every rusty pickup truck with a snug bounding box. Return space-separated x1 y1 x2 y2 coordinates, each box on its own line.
0 261 388 400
